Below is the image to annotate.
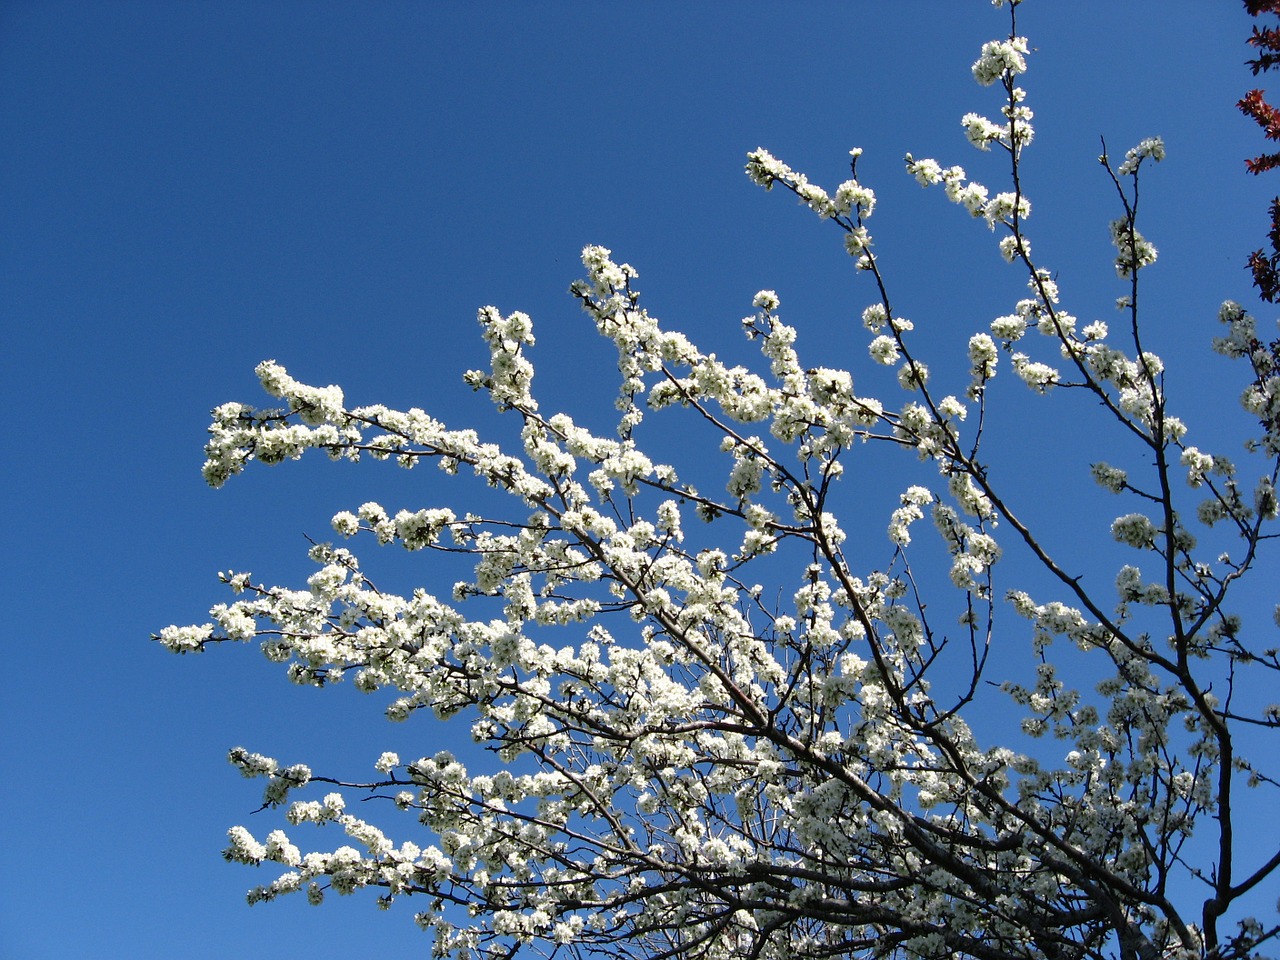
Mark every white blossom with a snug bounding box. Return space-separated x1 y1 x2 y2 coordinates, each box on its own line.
1111 513 1157 548
1117 136 1166 176
971 36 1029 86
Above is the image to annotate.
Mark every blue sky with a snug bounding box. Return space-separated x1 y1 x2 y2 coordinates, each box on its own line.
2 2 1275 958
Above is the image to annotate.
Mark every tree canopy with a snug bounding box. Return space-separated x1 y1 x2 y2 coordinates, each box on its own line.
159 3 1280 958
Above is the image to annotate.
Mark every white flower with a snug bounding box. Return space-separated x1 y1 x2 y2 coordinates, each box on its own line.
752 290 779 311
905 155 943 186
1091 462 1127 493
225 826 266 864
984 191 1030 228
1109 218 1158 278
844 226 872 257
868 335 900 365
991 314 1027 341
971 37 1029 86
962 112 1006 150
1117 136 1165 175
156 622 212 653
1011 353 1058 391
1180 448 1214 487
968 333 998 381
955 182 989 216
897 359 929 391
862 303 888 331
998 235 1030 263
331 511 360 536
834 179 876 217
888 486 933 545
1111 513 1157 548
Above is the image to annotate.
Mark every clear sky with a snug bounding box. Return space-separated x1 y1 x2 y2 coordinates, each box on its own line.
1 2 1274 958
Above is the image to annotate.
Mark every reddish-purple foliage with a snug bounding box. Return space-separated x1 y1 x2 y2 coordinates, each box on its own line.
1241 2 1280 299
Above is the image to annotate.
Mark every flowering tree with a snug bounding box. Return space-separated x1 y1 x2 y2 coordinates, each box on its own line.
158 3 1280 959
